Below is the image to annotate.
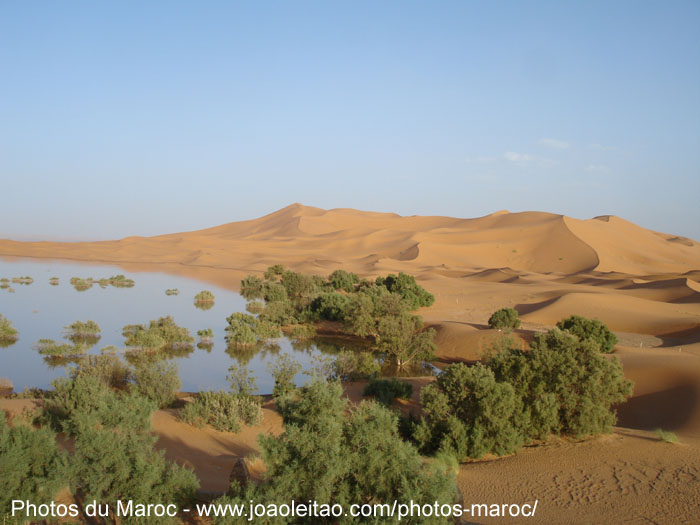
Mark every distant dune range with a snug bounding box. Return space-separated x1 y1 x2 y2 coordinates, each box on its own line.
3 204 700 522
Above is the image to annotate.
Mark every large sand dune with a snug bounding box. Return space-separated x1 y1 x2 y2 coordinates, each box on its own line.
3 204 700 522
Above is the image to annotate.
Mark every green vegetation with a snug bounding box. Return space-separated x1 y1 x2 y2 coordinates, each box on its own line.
197 327 214 341
413 328 633 460
122 316 193 351
64 320 101 346
130 361 181 408
330 350 381 381
267 354 302 399
0 377 12 391
245 300 265 313
290 323 317 340
213 380 457 524
11 276 33 285
70 274 134 291
0 314 19 343
179 390 262 432
556 314 618 353
49 276 60 285
655 428 678 443
35 338 84 356
225 312 281 346
239 266 436 367
363 378 413 405
488 307 521 330
165 288 180 296
195 289 215 304
0 412 67 523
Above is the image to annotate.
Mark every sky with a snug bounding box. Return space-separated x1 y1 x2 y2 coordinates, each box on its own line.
1 1 699 241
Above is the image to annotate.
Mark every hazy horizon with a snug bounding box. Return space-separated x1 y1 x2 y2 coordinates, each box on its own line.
1 1 699 241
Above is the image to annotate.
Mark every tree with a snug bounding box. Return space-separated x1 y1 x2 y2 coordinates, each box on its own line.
328 269 359 292
556 315 618 353
376 273 435 309
487 307 521 330
213 381 457 524
414 363 526 460
376 313 436 367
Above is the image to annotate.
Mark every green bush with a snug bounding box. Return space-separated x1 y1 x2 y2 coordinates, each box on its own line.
556 315 618 353
328 269 359 292
310 292 352 322
376 272 435 309
415 363 526 460
487 328 633 439
0 412 67 523
198 328 214 340
290 324 317 340
331 351 381 381
0 314 19 342
35 338 81 356
70 354 130 389
240 275 265 300
179 391 262 432
227 364 258 398
258 301 297 325
267 354 302 399
363 378 413 405
488 307 521 330
123 316 193 351
245 300 265 313
213 381 456 525
226 312 281 346
165 288 180 295
655 428 678 443
376 313 436 367
130 361 181 408
194 290 215 303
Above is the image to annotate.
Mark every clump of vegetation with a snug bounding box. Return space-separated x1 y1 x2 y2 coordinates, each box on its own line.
165 288 180 295
108 274 135 287
197 327 214 342
70 277 93 291
194 290 215 310
0 279 9 290
179 391 262 432
0 377 13 392
290 324 317 340
413 328 634 461
64 320 101 346
49 276 60 285
69 274 134 291
225 312 280 346
267 354 302 399
488 307 521 330
245 300 265 313
655 428 678 443
330 350 381 381
363 378 413 405
70 354 130 390
213 380 457 522
238 266 437 367
0 314 19 343
122 316 193 351
11 276 33 285
0 412 67 521
35 338 83 356
556 314 618 353
130 361 181 408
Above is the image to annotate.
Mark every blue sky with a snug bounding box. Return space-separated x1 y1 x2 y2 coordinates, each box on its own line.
1 1 699 240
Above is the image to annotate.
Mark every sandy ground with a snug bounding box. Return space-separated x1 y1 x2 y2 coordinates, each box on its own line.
2 204 700 523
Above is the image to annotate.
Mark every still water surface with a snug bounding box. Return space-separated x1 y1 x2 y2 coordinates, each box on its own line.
0 258 360 393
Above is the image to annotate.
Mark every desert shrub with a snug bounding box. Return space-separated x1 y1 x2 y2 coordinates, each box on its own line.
376 313 436 367
123 316 193 350
487 328 633 439
280 270 317 300
414 363 526 460
0 412 67 522
267 354 302 399
376 272 435 309
35 338 81 356
263 282 288 303
197 328 214 340
69 397 198 524
240 275 265 300
263 264 286 281
179 391 261 432
165 288 180 296
226 312 280 345
655 428 678 443
556 315 618 353
328 269 359 292
290 324 317 340
0 314 19 342
310 292 352 322
246 301 265 314
331 351 381 381
363 378 413 405
488 307 521 330
258 301 297 325
49 276 60 285
195 290 215 303
227 364 258 397
213 380 456 525
70 354 130 389
130 361 181 408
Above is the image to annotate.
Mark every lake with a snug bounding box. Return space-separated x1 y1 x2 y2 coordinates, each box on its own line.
0 257 366 394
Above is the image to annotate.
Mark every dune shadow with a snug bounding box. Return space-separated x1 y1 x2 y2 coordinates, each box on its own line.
514 296 559 316
616 382 699 434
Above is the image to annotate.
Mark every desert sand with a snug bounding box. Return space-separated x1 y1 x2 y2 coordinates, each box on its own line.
2 204 700 523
